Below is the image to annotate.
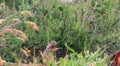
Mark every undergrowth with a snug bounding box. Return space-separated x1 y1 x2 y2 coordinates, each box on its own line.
0 0 120 66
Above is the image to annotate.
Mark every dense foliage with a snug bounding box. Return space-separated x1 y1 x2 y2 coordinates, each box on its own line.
0 0 120 65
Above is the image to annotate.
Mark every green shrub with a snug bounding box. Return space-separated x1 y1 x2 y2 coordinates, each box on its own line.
0 0 119 63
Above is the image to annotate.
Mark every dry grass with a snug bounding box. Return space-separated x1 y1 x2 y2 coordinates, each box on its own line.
20 11 34 17
26 21 39 32
10 29 28 41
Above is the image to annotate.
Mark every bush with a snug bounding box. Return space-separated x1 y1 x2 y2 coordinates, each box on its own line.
0 0 119 63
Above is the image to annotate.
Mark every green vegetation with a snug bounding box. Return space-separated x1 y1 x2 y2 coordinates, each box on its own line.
0 0 120 66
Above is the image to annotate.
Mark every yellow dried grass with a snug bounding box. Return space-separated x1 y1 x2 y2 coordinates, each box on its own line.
20 11 34 17
17 37 26 42
20 48 31 57
26 21 39 32
10 29 28 41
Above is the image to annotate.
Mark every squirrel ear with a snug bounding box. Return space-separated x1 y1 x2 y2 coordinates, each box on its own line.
50 41 57 45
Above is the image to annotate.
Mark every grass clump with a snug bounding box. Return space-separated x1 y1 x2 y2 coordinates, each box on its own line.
0 0 119 66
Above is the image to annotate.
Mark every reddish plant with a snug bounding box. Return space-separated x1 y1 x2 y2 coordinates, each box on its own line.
113 52 120 66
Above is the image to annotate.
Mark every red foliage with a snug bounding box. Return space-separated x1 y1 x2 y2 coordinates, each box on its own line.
113 52 120 66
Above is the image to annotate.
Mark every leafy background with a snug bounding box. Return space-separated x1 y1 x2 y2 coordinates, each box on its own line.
0 0 120 65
